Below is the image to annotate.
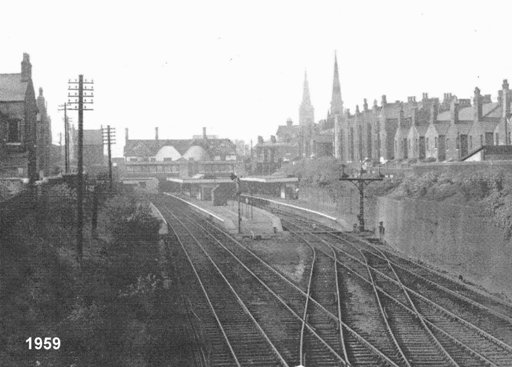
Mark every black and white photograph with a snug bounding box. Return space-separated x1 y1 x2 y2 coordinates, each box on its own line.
2 1 512 366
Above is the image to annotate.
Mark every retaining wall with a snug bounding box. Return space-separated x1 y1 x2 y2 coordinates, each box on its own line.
376 197 512 298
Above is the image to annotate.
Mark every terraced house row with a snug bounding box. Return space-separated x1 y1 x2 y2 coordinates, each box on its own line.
257 56 512 171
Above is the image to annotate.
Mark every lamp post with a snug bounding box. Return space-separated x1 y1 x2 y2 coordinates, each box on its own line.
340 166 383 232
506 113 511 145
230 173 242 234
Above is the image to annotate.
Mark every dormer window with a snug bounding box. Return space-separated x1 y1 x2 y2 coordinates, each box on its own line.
7 119 20 143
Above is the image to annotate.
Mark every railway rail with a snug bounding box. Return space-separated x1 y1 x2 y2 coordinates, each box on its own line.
251 199 512 366
156 196 404 366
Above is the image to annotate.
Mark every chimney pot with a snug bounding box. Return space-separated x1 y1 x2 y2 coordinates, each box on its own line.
155 127 159 140
202 127 207 140
125 128 129 142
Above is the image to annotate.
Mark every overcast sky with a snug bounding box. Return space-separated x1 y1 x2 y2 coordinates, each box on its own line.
1 0 511 156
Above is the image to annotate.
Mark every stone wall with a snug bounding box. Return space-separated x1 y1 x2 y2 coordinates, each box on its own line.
376 196 512 298
298 183 512 297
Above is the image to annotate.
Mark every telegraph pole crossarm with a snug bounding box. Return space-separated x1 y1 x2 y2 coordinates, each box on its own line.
339 167 383 232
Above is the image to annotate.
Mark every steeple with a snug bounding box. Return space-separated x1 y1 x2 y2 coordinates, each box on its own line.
302 70 312 106
330 52 343 117
299 69 315 126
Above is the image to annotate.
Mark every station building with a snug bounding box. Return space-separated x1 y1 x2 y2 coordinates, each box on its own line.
122 127 237 190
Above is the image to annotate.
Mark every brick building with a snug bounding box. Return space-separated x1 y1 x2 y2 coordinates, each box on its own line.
275 53 512 164
0 53 39 182
123 127 237 179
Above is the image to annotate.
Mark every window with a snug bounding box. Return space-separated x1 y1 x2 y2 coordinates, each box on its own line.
435 137 438 148
163 157 173 162
7 120 20 142
496 133 500 145
426 138 429 148
150 157 156 162
470 136 473 150
480 135 483 146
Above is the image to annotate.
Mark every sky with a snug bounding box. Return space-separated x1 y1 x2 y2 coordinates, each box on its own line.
1 0 511 157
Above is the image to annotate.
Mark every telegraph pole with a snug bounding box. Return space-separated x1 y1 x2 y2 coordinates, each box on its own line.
102 125 116 190
67 75 94 264
340 167 383 232
58 103 71 173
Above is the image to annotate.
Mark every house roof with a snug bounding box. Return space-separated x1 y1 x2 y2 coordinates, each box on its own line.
437 102 502 122
124 138 236 157
462 145 512 161
453 121 472 134
433 122 451 135
395 126 410 138
0 73 28 102
276 124 299 136
414 124 429 136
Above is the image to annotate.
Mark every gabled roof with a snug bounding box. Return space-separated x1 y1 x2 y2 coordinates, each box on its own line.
462 145 512 161
395 126 410 138
437 102 501 122
410 123 429 136
432 122 451 135
0 73 28 102
276 124 299 136
451 121 472 134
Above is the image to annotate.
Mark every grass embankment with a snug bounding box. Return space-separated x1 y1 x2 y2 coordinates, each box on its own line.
0 185 195 366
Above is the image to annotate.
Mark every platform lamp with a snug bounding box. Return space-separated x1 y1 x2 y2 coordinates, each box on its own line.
230 172 242 234
506 113 512 145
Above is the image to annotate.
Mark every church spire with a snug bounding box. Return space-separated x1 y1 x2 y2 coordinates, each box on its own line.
299 69 315 126
330 51 343 116
302 70 311 105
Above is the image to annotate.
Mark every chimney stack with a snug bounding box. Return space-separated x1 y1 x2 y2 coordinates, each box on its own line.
422 92 429 102
286 118 293 127
363 98 368 112
270 135 276 143
125 128 129 142
503 79 510 119
381 95 387 106
450 98 459 124
155 127 159 140
202 127 207 140
474 87 483 121
412 106 418 126
430 101 439 123
21 53 31 82
257 135 264 144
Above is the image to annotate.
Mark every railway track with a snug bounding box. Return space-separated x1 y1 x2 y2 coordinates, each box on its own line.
158 199 364 366
261 203 512 366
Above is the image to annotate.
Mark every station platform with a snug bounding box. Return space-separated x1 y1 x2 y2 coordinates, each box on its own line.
163 193 282 236
242 194 358 232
